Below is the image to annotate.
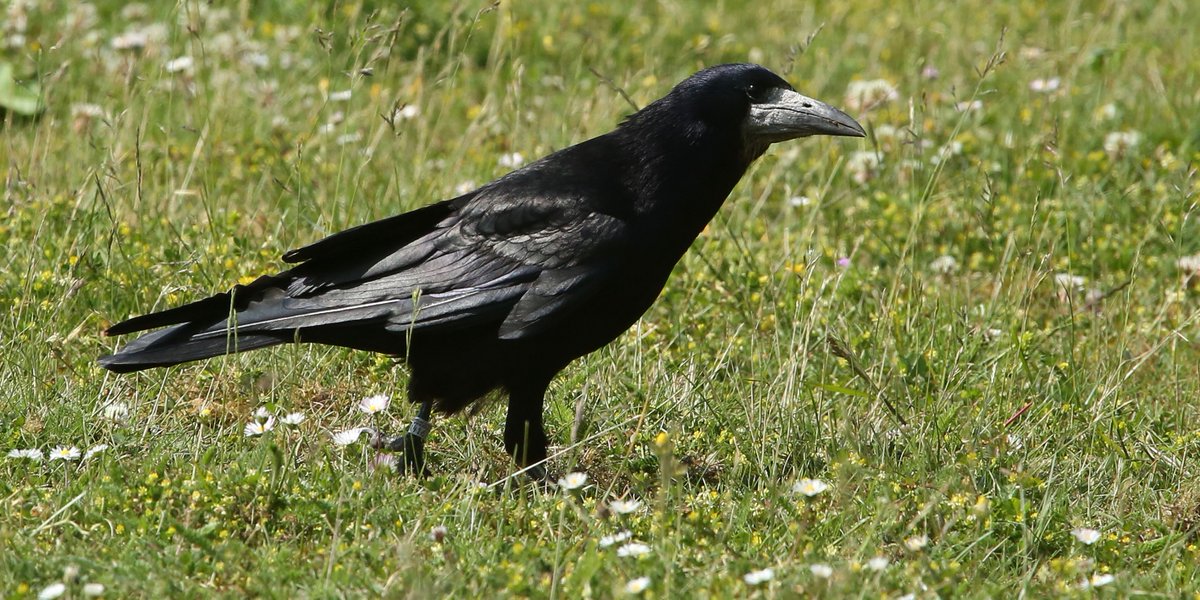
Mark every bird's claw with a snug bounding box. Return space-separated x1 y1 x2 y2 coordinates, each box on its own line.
385 432 430 477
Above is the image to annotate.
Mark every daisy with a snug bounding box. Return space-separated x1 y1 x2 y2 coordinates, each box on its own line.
599 530 632 548
395 104 420 120
844 79 899 112
1080 573 1115 589
430 524 448 542
616 542 650 558
111 30 148 51
281 412 306 426
7 448 43 461
624 576 651 594
38 582 66 600
102 401 129 423
867 556 890 571
1071 527 1102 545
332 427 368 446
929 255 959 275
743 567 774 585
846 151 882 184
82 583 105 597
609 499 642 514
165 56 193 73
84 444 108 460
359 394 390 414
793 478 829 497
810 563 833 578
904 535 929 551
252 406 271 421
329 89 352 102
558 472 588 490
1103 130 1141 158
498 152 525 169
49 446 81 461
1029 77 1061 93
244 417 275 437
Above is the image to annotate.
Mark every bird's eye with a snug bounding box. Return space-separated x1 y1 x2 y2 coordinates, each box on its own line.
745 84 770 103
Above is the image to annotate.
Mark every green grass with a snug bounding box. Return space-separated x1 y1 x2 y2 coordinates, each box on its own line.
3 0 1200 597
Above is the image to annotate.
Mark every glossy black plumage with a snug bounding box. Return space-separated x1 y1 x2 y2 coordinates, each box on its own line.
99 64 864 473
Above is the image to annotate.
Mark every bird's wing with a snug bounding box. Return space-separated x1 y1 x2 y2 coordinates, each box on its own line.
216 186 632 340
452 190 633 340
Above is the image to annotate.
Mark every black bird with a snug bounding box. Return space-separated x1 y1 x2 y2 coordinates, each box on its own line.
99 64 864 477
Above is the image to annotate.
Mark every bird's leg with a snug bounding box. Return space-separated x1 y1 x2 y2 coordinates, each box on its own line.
381 399 433 476
504 380 550 481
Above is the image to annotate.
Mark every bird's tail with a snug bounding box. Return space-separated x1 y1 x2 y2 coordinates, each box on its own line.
98 277 290 373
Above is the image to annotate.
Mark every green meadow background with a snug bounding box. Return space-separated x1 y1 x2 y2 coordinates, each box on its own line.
2 0 1199 597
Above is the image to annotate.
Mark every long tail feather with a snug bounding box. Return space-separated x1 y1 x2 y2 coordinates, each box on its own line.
98 324 285 373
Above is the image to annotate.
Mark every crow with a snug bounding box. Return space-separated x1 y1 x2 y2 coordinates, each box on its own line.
99 64 864 477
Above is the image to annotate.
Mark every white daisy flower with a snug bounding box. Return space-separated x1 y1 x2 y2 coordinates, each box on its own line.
252 406 271 421
281 412 306 426
332 427 368 446
396 104 420 120
1071 527 1102 545
929 255 959 275
49 446 81 461
742 567 774 585
558 472 588 490
846 151 882 184
793 478 829 497
844 79 899 112
599 530 632 548
788 195 812 207
867 556 890 571
111 30 148 51
1103 130 1141 158
243 417 275 437
84 444 108 460
165 56 193 73
102 401 130 423
336 132 363 146
810 563 833 578
1029 77 1061 93
1054 273 1087 292
358 394 390 414
8 448 43 461
624 576 651 594
329 89 352 102
616 542 651 558
498 152 525 169
904 534 929 551
1080 573 1115 589
430 524 448 542
609 499 643 514
38 582 66 600
82 583 105 597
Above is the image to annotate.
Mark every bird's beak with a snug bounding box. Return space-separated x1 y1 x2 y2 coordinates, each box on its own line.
746 88 866 142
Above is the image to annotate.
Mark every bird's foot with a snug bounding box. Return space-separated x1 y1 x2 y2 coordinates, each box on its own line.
523 463 548 483
387 432 430 477
372 417 432 477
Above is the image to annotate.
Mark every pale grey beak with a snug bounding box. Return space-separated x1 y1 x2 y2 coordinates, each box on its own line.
745 88 866 142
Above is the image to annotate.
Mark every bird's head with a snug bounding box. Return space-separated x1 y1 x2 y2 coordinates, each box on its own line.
661 63 865 148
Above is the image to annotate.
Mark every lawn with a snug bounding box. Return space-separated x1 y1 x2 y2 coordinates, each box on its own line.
2 0 1199 597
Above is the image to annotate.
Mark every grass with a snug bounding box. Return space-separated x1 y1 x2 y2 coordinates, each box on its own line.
2 0 1199 597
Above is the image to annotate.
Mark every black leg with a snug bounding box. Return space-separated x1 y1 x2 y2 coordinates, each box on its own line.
504 379 550 481
380 399 433 476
